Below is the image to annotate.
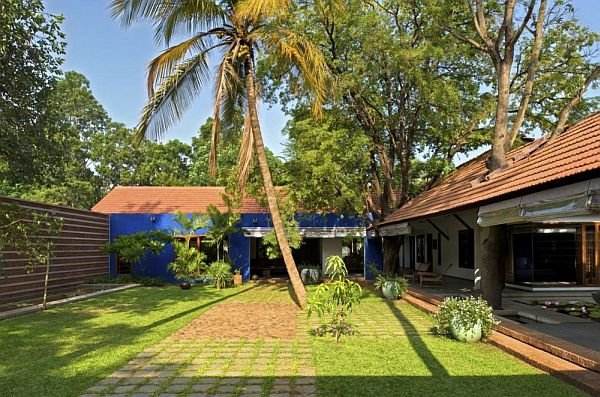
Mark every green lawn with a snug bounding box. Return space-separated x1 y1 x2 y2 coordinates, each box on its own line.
0 284 586 397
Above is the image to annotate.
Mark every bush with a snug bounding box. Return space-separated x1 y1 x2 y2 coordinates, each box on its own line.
434 296 499 339
307 256 362 343
207 260 233 289
168 241 206 281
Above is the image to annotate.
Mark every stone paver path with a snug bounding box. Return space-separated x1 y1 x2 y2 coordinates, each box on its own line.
172 302 299 340
81 286 316 397
81 284 431 397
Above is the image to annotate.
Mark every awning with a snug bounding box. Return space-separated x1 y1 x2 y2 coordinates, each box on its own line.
477 178 600 227
243 227 365 238
378 222 411 237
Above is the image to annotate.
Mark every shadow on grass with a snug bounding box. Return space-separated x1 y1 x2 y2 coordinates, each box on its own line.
0 284 258 397
385 299 448 377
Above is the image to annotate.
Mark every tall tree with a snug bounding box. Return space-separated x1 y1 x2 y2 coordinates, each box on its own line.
111 0 331 307
0 0 65 187
21 71 109 208
262 0 490 273
441 0 600 308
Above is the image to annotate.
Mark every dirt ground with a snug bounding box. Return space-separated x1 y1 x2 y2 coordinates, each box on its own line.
170 302 299 340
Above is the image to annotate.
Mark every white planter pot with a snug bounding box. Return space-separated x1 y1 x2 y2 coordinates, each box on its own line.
449 318 482 343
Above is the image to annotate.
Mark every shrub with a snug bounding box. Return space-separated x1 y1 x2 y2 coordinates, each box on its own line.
434 296 499 339
168 241 207 282
307 256 362 342
207 260 233 289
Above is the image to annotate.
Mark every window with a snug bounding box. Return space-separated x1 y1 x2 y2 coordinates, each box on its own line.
416 235 426 263
458 229 474 269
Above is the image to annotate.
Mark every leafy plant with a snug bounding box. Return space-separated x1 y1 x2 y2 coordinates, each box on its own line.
168 241 207 282
207 260 233 289
373 274 408 300
172 211 209 247
307 256 362 343
204 203 239 261
102 230 170 275
434 296 499 339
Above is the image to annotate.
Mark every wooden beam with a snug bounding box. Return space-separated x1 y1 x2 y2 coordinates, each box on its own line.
453 214 473 231
427 219 449 241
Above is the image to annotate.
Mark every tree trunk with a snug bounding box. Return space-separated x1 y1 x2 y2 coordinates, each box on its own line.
244 56 307 308
478 225 505 309
490 63 512 170
382 236 401 275
42 244 50 310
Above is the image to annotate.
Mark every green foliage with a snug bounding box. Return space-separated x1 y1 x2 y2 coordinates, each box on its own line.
284 117 370 215
307 256 362 342
207 261 233 289
0 202 63 275
169 241 207 281
87 274 166 287
0 0 65 186
172 211 208 240
261 195 302 259
102 231 170 273
434 296 499 339
204 203 240 260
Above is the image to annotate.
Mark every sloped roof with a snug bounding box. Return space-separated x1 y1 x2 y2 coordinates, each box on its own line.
379 112 600 226
92 186 270 214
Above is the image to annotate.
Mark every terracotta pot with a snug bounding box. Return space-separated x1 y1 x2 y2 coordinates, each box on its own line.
233 274 243 286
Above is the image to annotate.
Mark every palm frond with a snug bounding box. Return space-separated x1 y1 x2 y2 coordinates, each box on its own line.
110 0 165 25
154 0 227 45
147 32 215 96
135 53 212 145
260 26 331 117
235 0 291 21
110 0 227 45
209 41 248 176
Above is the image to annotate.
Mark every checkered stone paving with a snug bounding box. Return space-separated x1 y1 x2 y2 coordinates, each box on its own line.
82 307 316 397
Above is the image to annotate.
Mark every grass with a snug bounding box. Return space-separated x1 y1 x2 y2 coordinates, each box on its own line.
0 283 587 397
0 284 254 397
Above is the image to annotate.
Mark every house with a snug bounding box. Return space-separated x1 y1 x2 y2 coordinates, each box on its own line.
92 186 378 281
374 112 600 290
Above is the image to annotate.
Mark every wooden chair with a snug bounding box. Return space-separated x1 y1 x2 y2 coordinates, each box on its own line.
404 262 431 282
417 263 453 288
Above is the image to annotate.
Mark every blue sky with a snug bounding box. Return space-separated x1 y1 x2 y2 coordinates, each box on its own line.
44 1 600 158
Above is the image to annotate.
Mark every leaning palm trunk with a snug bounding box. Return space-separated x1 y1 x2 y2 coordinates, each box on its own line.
244 57 307 307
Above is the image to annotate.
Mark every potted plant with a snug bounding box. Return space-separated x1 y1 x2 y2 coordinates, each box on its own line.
373 274 408 300
299 264 322 285
207 260 233 289
434 296 499 342
233 268 243 286
169 241 206 289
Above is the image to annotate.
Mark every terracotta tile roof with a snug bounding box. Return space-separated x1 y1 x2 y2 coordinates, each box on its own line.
380 112 600 225
92 186 271 214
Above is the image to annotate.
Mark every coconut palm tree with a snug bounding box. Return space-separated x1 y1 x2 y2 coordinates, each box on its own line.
111 0 330 307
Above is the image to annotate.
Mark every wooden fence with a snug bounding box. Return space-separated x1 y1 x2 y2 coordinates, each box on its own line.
0 196 109 304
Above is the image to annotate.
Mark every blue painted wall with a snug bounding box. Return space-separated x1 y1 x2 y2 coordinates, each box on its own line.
364 237 383 280
108 212 370 282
